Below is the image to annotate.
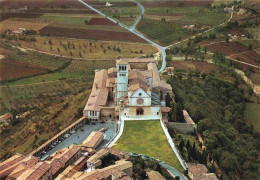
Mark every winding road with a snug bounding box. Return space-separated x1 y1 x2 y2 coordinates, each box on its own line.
78 1 234 73
78 0 167 72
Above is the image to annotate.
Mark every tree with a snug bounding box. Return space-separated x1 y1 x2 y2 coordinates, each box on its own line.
186 140 191 150
48 39 52 45
225 34 229 43
247 85 253 96
248 44 252 50
179 139 184 152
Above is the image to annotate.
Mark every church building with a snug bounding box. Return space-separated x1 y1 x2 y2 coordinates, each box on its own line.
83 58 172 121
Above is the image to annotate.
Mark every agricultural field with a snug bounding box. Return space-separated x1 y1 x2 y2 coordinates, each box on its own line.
244 103 260 132
0 41 116 159
19 36 157 59
135 1 230 45
39 26 145 42
113 120 183 172
0 18 49 33
137 18 190 45
5 59 115 86
203 41 249 56
88 0 141 26
0 0 86 9
0 59 48 81
170 60 217 73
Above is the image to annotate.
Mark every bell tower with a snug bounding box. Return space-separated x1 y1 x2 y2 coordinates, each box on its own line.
116 60 128 102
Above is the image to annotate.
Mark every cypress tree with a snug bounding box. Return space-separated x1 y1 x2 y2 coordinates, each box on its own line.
179 139 184 152
186 140 190 150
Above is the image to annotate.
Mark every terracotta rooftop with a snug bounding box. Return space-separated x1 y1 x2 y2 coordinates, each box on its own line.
147 170 166 180
17 161 51 180
160 107 171 113
0 155 40 178
87 149 109 165
84 69 109 112
78 159 132 180
128 70 150 93
56 145 81 165
48 159 64 176
117 59 129 65
108 67 117 76
84 88 108 111
147 62 172 91
187 163 217 180
0 113 13 121
118 58 156 64
82 131 104 149
55 165 76 180
0 154 24 172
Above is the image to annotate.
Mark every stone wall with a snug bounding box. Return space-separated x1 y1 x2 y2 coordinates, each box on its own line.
100 107 115 119
166 122 197 134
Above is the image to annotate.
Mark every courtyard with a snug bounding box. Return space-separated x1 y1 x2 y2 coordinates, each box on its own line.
113 120 184 172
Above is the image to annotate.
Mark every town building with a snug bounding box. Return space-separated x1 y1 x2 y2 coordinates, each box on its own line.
86 149 110 171
0 113 13 122
76 159 132 180
82 131 104 149
83 58 172 121
147 170 166 180
187 163 218 180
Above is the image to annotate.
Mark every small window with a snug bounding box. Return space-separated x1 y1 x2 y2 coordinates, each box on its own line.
139 93 142 96
119 66 122 71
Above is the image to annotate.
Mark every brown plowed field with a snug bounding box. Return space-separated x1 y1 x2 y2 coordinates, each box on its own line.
141 0 213 8
171 60 217 73
39 26 146 43
203 42 249 56
0 13 43 22
88 18 116 25
231 51 260 66
0 59 48 81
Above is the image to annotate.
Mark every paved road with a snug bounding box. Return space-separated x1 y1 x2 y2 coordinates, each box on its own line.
40 122 116 160
78 0 167 72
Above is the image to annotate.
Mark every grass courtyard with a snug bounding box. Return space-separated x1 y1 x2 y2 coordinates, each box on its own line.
113 120 184 172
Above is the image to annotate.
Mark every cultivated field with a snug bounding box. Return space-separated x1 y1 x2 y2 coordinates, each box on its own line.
0 18 49 33
203 42 249 56
136 4 230 45
20 36 157 59
113 120 183 172
170 60 217 73
0 59 48 81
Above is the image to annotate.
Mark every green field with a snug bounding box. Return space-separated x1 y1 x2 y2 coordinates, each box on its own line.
145 7 229 26
113 120 183 172
245 103 260 132
137 18 189 45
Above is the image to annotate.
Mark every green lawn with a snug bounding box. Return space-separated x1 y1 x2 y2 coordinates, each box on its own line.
245 103 260 132
113 120 184 172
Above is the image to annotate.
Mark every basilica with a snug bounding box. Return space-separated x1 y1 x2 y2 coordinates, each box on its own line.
83 58 172 121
